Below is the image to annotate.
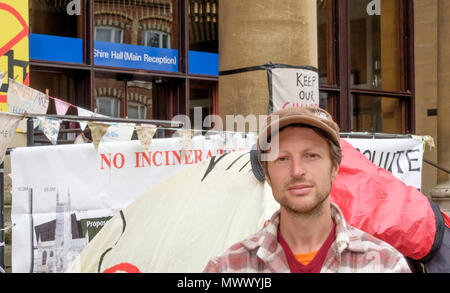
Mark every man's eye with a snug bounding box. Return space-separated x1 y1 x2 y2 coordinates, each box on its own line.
276 156 289 162
305 153 319 159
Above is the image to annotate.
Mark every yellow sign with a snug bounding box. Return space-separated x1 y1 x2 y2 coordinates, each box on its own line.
0 0 29 112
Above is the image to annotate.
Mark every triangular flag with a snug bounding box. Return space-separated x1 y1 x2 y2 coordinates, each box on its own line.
136 125 157 152
77 107 94 131
87 121 109 150
74 133 88 144
176 129 193 152
7 79 49 132
102 124 135 143
0 112 24 164
37 117 61 145
77 107 110 131
54 98 71 116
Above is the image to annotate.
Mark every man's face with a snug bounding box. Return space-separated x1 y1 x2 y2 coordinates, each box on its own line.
266 126 339 216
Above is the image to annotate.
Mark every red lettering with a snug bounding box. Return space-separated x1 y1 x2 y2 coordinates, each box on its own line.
103 263 141 273
172 150 182 165
135 152 141 168
153 151 163 167
113 153 125 169
141 152 152 167
185 150 193 165
164 150 171 166
100 153 112 170
206 150 213 159
194 150 202 164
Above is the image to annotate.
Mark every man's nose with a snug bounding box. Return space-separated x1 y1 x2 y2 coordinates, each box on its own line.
290 159 306 177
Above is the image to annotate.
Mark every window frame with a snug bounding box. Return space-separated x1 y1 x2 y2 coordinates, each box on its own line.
142 30 171 49
127 101 148 120
320 0 415 134
94 26 124 43
96 96 121 117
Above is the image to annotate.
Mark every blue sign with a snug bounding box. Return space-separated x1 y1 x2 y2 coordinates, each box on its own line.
188 51 219 76
30 34 83 64
94 41 178 72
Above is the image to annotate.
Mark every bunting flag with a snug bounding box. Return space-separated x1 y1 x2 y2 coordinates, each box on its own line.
74 133 89 144
77 107 109 131
136 125 157 152
87 121 109 150
176 129 193 152
0 111 23 163
37 116 61 145
102 124 135 143
7 79 49 132
54 98 71 116
77 107 94 131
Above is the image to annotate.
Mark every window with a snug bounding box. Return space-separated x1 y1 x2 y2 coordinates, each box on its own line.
142 31 171 48
128 102 147 119
96 97 120 117
316 0 414 133
95 27 123 43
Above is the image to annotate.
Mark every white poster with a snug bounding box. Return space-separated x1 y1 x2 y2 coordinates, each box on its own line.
343 137 424 191
7 79 49 132
271 67 319 111
11 134 256 273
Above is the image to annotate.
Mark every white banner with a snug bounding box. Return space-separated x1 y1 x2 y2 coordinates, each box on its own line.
343 137 424 191
271 67 319 111
11 134 256 273
7 79 49 132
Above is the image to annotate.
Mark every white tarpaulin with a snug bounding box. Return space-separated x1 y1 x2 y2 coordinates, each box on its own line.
11 134 256 273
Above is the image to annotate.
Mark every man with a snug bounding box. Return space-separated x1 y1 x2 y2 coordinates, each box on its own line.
203 107 412 273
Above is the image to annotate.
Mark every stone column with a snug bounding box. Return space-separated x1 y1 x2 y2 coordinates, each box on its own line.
218 0 318 127
430 0 450 211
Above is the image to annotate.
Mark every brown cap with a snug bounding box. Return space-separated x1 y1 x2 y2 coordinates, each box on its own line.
258 107 340 166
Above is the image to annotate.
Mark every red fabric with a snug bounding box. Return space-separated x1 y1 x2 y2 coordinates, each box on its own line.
277 223 336 273
330 139 436 260
443 211 450 229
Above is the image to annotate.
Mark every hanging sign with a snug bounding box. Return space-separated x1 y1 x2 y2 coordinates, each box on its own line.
270 66 319 112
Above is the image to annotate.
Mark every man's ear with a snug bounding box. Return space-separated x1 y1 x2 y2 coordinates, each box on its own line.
331 164 339 181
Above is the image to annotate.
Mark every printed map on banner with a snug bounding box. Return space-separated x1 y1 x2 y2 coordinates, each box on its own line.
11 135 257 273
0 0 30 112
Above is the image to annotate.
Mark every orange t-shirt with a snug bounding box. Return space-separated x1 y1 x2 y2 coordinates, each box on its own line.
295 251 319 265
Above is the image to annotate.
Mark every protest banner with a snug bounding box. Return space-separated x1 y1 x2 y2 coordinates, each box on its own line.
270 66 319 112
11 134 256 272
343 137 424 191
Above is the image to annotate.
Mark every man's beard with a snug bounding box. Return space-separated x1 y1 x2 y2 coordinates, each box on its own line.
278 178 332 219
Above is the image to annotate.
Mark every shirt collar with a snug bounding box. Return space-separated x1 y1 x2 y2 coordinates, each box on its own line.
254 203 352 269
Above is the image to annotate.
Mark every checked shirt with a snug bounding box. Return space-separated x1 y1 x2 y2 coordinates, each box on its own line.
203 203 412 273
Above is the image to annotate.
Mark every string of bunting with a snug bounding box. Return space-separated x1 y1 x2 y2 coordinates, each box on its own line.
0 76 255 160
